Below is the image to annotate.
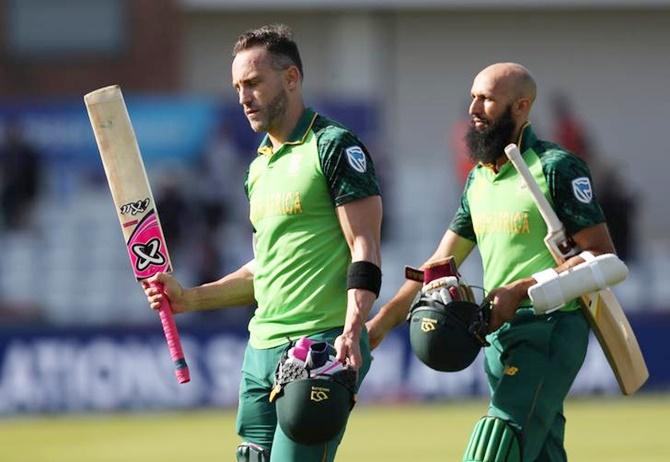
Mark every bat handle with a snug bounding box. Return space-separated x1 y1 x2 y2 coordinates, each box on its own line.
151 281 190 384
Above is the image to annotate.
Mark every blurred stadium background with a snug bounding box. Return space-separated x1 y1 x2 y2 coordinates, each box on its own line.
0 0 669 460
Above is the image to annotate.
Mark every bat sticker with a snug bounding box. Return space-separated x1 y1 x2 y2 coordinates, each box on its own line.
132 238 166 271
126 210 171 279
120 198 151 215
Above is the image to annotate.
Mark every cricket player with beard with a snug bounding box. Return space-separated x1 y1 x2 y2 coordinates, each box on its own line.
144 24 382 462
367 63 616 461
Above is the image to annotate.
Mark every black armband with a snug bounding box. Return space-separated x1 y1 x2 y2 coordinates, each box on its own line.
347 261 382 297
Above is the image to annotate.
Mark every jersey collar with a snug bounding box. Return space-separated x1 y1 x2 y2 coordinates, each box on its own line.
498 122 537 177
256 108 317 156
517 122 537 153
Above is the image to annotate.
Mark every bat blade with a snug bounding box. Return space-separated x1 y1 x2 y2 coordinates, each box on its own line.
587 289 648 394
505 143 648 395
84 85 190 384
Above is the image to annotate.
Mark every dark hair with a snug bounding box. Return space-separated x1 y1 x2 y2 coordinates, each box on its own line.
233 24 304 79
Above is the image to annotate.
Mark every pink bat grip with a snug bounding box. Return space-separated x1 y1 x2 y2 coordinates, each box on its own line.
151 281 190 384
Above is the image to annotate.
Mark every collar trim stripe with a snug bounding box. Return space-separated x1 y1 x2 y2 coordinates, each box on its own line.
256 109 317 155
285 111 317 146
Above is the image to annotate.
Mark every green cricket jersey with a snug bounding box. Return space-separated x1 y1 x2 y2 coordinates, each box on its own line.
244 108 380 348
449 124 605 311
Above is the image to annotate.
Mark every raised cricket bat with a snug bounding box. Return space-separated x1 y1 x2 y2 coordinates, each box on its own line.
504 143 647 395
85 85 190 384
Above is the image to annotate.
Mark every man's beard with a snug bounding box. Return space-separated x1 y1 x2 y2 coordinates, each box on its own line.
465 106 516 165
247 88 288 133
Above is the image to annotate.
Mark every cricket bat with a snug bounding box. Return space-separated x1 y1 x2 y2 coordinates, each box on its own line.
504 143 647 395
84 85 190 384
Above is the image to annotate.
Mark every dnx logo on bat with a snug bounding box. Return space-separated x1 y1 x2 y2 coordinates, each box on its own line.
120 198 151 215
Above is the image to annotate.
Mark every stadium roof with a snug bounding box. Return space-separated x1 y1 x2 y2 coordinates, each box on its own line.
180 0 670 11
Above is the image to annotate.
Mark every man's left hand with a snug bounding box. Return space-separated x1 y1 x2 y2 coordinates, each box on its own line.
486 279 531 332
334 332 362 370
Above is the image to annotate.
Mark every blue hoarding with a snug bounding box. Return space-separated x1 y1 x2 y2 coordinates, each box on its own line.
0 95 219 166
0 313 665 415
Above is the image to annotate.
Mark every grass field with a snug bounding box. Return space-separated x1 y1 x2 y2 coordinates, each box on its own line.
2 396 669 461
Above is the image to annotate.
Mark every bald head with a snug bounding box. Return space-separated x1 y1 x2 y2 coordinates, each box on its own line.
476 62 536 107
476 63 536 104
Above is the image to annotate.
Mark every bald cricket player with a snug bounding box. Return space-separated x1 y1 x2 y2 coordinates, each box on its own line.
143 24 382 462
367 63 616 461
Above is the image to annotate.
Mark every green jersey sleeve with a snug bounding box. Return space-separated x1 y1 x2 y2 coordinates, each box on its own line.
317 128 381 206
542 149 606 235
448 170 477 242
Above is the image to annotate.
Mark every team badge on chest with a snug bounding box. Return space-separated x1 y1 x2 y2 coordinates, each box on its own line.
346 146 367 173
572 177 593 204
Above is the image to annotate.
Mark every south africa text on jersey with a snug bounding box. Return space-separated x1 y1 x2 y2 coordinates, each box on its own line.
250 191 304 221
472 211 531 235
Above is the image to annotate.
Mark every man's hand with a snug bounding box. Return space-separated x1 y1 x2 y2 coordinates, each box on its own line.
142 273 188 314
367 257 476 351
334 331 362 370
486 279 533 332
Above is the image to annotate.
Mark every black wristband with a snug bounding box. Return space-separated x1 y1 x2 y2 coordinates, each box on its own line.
347 261 382 297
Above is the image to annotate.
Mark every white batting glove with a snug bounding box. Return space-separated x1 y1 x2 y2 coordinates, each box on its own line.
406 256 477 305
422 276 459 305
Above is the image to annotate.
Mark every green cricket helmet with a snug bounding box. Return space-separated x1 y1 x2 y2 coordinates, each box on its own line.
271 340 357 445
408 296 490 372
275 377 355 445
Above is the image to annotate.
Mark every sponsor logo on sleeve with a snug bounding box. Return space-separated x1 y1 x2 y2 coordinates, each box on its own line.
572 177 593 204
345 146 367 173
